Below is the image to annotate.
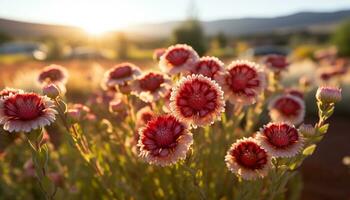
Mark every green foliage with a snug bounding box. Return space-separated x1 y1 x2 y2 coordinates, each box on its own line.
214 32 228 48
172 19 207 56
0 32 12 44
332 20 350 57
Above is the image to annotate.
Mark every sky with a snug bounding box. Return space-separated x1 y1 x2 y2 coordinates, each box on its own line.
1 0 350 33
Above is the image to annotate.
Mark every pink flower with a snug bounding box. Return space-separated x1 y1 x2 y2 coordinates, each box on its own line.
216 60 266 105
170 74 225 127
131 72 171 103
38 64 69 85
0 88 24 99
67 104 93 121
189 56 224 80
153 48 166 61
42 83 61 98
159 44 199 75
102 63 141 89
268 94 305 125
138 115 193 166
264 55 289 71
316 86 342 104
256 123 304 158
225 137 271 180
0 93 57 132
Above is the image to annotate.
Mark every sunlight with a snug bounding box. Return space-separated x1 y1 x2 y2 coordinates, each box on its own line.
61 1 133 36
81 23 114 36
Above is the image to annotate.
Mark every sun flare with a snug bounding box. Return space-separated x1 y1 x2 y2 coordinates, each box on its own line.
81 23 113 35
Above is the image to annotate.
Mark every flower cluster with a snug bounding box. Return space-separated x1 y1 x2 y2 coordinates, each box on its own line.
0 43 343 199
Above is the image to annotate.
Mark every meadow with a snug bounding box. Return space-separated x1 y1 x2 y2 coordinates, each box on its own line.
0 43 348 200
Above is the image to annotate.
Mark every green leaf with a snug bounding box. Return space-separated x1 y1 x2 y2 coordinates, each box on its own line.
318 124 329 134
303 144 316 156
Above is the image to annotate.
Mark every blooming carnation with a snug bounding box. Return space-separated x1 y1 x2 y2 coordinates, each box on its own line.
138 115 193 166
268 94 305 125
225 137 271 180
101 63 141 89
216 60 266 105
38 64 69 85
256 123 304 158
264 55 289 71
189 56 224 80
131 72 171 103
0 93 57 132
159 44 199 75
170 74 225 127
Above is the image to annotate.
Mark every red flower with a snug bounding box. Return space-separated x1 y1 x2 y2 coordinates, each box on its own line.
0 93 57 132
138 115 193 166
159 44 199 75
38 64 69 85
216 60 266 105
256 123 304 158
189 56 224 80
268 94 305 125
225 137 271 180
170 74 225 127
102 63 141 89
264 55 289 71
131 72 171 102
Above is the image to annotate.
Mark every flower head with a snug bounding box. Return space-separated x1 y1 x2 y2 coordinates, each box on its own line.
67 104 92 121
225 137 271 180
316 86 342 104
264 55 289 71
131 72 171 103
216 60 266 105
256 123 304 158
42 83 61 98
102 63 141 89
138 115 193 166
159 44 199 75
0 93 57 132
0 88 24 99
189 56 224 80
38 64 69 85
268 94 305 125
170 74 225 127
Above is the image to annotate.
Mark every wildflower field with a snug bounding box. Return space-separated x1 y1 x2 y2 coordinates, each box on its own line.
0 44 348 200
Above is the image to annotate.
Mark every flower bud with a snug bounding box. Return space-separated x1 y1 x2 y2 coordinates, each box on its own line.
43 83 60 98
299 124 316 136
316 86 342 103
67 109 81 121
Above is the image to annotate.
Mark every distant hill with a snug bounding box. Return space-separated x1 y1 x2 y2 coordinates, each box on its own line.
1 10 350 39
0 18 85 38
125 10 350 38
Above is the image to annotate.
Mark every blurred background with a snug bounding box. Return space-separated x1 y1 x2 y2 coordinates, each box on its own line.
0 0 349 199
